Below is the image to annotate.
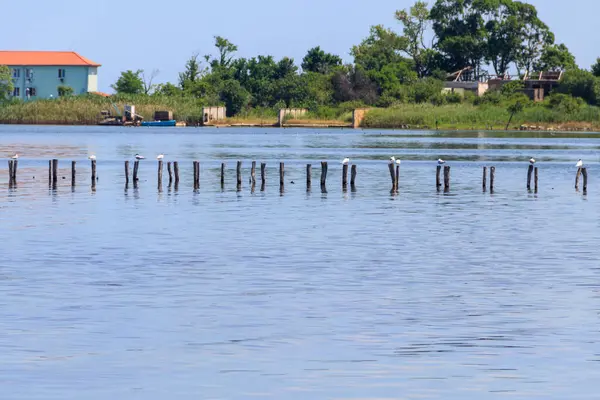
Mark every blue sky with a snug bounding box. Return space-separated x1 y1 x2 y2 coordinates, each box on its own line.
2 0 597 92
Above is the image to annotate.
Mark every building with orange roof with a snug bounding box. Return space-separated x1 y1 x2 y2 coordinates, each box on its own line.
0 51 101 100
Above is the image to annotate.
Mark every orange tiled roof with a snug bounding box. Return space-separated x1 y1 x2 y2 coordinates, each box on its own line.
0 51 101 67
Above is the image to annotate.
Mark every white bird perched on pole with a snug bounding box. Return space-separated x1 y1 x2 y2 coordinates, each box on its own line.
576 159 583 168
395 158 401 165
342 157 350 165
529 157 536 164
389 156 396 164
157 154 164 160
437 158 446 165
10 153 18 159
135 154 145 160
88 155 96 160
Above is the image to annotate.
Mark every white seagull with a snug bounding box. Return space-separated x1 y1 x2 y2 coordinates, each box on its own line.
396 158 401 165
342 157 350 165
157 154 164 160
437 158 446 165
10 153 18 159
88 155 96 160
529 157 536 164
135 154 145 160
389 156 396 164
576 159 583 168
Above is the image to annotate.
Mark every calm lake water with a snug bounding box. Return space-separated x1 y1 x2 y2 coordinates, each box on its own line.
1 125 600 400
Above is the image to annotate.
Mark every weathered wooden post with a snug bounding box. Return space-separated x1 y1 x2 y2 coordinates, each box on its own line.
71 161 76 186
11 159 17 182
534 167 538 193
8 160 13 184
167 162 173 187
306 164 312 190
91 159 97 185
52 159 58 187
279 162 284 190
342 163 348 189
443 165 450 192
490 166 495 192
236 161 242 189
320 162 328 186
193 161 200 190
133 160 140 182
48 160 52 185
576 167 582 190
220 163 225 188
351 165 357 187
260 162 266 191
482 166 487 191
395 164 400 192
582 168 588 193
527 164 533 190
173 161 180 189
124 161 130 187
388 163 395 190
251 161 256 185
436 165 442 190
158 160 163 190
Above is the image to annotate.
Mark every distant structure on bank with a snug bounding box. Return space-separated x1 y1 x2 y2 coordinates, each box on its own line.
443 66 562 102
0 51 100 100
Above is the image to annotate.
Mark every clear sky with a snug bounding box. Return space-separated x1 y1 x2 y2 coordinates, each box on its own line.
2 0 597 92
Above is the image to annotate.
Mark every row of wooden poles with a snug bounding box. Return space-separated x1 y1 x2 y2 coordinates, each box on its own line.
6 159 590 193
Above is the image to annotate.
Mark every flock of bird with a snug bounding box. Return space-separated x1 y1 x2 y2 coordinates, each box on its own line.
5 153 586 168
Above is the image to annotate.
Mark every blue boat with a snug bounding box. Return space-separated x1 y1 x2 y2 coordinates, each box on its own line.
141 120 177 127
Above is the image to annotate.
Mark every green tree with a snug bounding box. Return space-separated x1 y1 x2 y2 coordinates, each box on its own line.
514 2 554 75
212 36 238 70
505 94 529 130
351 25 408 73
57 85 74 97
179 54 204 90
112 70 144 94
154 82 182 96
556 69 600 105
219 79 250 116
591 58 600 77
301 46 342 74
0 65 14 102
535 44 577 72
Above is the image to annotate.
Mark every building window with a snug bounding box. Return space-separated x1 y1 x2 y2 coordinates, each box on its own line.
12 68 20 79
12 87 20 97
25 87 36 97
89 67 97 76
25 69 34 80
58 69 66 79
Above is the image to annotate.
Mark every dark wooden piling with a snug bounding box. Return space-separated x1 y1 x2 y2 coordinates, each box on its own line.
124 161 130 186
436 165 442 189
158 160 163 190
395 165 400 192
167 162 173 187
220 163 225 188
193 161 200 190
582 167 588 193
490 166 495 192
576 167 582 190
279 162 284 190
482 166 487 191
527 164 534 190
52 159 58 187
11 159 17 182
8 160 13 184
306 164 312 190
534 167 538 193
133 160 140 185
236 161 242 189
320 162 328 186
91 159 97 186
251 161 256 185
173 161 180 189
71 161 76 186
350 165 357 187
443 166 450 192
48 160 52 185
260 163 266 192
388 163 396 189
342 164 348 189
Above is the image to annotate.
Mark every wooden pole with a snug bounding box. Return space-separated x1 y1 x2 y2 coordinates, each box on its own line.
582 167 588 192
71 161 76 186
260 162 266 191
48 160 52 185
534 167 538 193
11 159 17 181
306 164 312 189
167 161 172 187
279 162 284 189
124 161 130 186
527 164 533 190
251 161 256 185
173 161 180 189
133 160 139 185
91 159 97 185
490 166 495 192
158 160 163 190
388 163 395 189
8 160 13 184
576 167 581 190
482 166 487 191
320 162 328 186
236 161 242 188
221 163 225 188
342 164 348 189
443 165 450 192
350 165 357 187
52 159 58 187
193 161 199 190
395 164 400 192
436 165 442 189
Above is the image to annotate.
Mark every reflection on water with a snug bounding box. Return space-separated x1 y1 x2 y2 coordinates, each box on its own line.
1 126 600 400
